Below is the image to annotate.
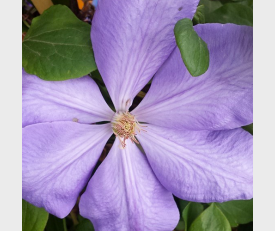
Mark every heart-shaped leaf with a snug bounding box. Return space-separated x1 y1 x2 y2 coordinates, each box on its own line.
22 5 97 81
189 203 231 231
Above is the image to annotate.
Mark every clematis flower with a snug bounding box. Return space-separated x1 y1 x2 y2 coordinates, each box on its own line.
22 0 253 230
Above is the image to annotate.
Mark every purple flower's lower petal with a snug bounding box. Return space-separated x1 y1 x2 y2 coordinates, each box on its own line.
22 122 112 218
133 24 253 130
23 69 114 127
92 0 199 111
80 139 179 231
138 125 253 202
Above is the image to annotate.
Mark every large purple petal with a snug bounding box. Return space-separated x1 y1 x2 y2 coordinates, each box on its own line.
138 125 253 202
92 0 199 111
80 139 179 231
22 69 114 127
22 122 112 218
133 24 253 130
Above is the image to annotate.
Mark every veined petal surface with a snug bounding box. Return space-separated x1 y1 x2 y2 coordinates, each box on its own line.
138 125 253 202
133 24 253 130
22 122 112 218
92 0 199 111
80 139 179 231
22 69 114 127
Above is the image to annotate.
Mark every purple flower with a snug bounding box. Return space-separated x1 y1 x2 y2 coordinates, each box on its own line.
22 0 253 230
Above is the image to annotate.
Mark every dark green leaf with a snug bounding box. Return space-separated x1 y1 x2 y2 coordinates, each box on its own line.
240 0 253 8
205 3 253 26
215 199 253 227
22 199 48 231
182 202 204 231
76 216 95 231
175 220 185 231
242 123 253 135
189 203 231 231
174 18 209 77
22 5 97 81
193 5 205 25
22 21 29 33
199 0 223 15
178 199 189 213
220 0 246 3
220 0 253 8
45 214 67 231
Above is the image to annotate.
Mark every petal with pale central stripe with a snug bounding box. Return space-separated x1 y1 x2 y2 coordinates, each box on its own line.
80 139 179 231
22 122 112 218
23 69 114 127
133 24 253 130
92 0 199 111
138 125 253 202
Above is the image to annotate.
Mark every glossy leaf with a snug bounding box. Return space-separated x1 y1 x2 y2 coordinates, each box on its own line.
22 199 48 231
189 203 231 231
22 5 97 81
215 199 253 227
205 3 253 26
182 202 204 231
174 18 209 77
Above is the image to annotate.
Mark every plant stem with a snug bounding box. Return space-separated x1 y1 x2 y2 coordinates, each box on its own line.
23 20 30 28
70 211 79 226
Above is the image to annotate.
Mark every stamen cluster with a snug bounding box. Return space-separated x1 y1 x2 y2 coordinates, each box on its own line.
111 111 144 148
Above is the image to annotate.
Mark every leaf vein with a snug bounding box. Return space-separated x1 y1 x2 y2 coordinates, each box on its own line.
24 39 91 47
24 27 87 41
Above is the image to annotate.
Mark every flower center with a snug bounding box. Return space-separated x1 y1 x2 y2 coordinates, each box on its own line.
111 111 145 148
